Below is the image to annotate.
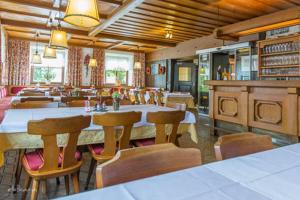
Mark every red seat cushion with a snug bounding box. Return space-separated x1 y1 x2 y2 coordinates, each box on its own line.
22 149 81 171
88 144 104 155
133 138 155 147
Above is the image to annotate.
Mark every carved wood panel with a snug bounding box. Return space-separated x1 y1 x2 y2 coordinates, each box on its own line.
214 92 245 125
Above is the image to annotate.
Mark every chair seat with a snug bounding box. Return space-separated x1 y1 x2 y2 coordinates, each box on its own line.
22 149 81 171
88 143 135 156
132 138 155 147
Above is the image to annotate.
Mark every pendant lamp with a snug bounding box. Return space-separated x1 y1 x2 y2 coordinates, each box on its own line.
64 0 100 28
88 58 98 67
43 46 57 59
32 32 42 64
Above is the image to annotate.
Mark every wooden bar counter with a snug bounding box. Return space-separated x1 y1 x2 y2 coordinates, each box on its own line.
205 80 300 138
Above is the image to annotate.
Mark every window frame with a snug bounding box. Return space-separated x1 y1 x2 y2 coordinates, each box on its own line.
29 42 67 85
104 50 134 86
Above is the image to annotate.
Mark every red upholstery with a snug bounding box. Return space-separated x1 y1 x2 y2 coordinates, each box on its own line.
22 149 82 171
10 86 26 95
88 143 134 155
88 144 104 155
0 96 12 122
132 138 155 147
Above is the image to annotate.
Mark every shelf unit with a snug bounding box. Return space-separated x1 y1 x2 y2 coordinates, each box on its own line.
258 34 300 78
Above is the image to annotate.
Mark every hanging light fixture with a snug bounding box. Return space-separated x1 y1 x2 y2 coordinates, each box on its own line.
89 41 98 67
165 30 173 39
43 46 57 59
32 32 42 64
49 0 68 49
88 58 98 67
134 46 142 69
64 0 100 28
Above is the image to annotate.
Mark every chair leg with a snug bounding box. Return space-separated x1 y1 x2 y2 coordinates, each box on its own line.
21 174 32 200
30 179 40 200
71 172 80 193
40 180 47 196
64 175 70 195
14 149 25 193
85 158 96 190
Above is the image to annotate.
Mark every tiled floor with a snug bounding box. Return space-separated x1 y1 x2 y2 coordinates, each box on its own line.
0 111 218 200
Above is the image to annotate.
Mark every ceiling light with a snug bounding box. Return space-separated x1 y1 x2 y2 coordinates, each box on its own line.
165 30 173 39
49 29 68 49
32 32 42 64
64 0 100 28
43 46 57 59
89 58 97 67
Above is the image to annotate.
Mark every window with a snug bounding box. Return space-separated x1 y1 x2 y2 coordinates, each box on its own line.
105 51 134 85
30 44 67 84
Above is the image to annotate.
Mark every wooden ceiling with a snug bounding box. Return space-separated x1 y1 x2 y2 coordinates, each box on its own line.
0 0 299 52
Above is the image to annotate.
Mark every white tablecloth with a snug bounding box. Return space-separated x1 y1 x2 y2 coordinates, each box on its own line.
57 143 300 200
0 105 195 133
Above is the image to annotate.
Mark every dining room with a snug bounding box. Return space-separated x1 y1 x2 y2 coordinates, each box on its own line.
0 0 300 200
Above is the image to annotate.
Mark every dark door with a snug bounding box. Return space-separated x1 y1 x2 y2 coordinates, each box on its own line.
173 61 198 101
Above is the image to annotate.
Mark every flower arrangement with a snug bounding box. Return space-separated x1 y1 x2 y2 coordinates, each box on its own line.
112 91 121 111
43 68 56 84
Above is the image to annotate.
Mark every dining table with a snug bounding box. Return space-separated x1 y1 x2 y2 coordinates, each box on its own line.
57 143 300 200
0 105 197 166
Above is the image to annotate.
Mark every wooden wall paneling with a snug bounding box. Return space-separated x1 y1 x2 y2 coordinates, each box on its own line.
214 91 243 125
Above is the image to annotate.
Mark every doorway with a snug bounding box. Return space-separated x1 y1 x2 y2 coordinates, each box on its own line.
173 60 198 101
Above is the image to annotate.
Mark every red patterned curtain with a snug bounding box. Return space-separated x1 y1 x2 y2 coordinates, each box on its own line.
68 46 83 87
91 48 105 86
7 38 30 85
133 52 145 87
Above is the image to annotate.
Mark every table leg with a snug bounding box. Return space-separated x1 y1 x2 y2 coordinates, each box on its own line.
14 149 25 193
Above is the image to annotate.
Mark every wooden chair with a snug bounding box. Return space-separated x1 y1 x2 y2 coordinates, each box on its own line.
85 111 142 190
132 111 185 147
156 91 163 106
95 143 202 188
21 115 91 200
20 97 54 103
13 101 59 109
148 91 155 104
139 90 146 104
20 92 45 97
120 99 133 105
67 100 97 107
165 102 187 111
61 96 88 104
214 132 273 161
50 91 61 96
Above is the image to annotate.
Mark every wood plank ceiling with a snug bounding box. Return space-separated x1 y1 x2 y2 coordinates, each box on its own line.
0 0 299 53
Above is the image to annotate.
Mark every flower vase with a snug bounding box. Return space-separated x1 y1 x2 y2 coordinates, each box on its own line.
113 99 120 111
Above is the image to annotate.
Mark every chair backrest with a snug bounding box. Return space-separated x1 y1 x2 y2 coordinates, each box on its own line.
156 92 163 106
50 91 61 96
20 92 45 96
139 90 146 104
214 132 273 161
61 96 88 103
120 99 133 105
165 102 187 111
147 111 185 144
96 143 202 188
20 97 54 103
148 91 155 104
27 115 91 172
13 101 59 109
67 100 97 107
93 112 142 159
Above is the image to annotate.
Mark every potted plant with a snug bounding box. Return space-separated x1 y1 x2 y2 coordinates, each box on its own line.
43 68 56 85
112 91 121 111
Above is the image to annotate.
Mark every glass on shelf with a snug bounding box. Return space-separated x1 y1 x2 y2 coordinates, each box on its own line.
262 41 299 55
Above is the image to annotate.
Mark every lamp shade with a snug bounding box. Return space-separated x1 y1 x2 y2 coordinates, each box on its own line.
134 61 142 69
32 52 42 64
49 30 68 49
89 58 97 67
64 0 100 28
43 46 57 59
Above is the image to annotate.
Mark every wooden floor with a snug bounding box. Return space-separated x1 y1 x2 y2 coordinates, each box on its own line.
0 111 218 200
